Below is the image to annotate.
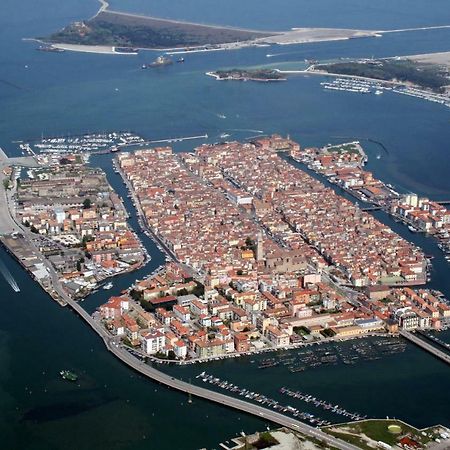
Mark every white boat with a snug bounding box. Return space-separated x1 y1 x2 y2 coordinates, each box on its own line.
103 281 113 290
375 90 383 95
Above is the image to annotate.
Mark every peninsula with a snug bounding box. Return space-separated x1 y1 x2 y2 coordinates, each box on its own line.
36 0 379 53
312 57 450 93
95 136 449 367
43 10 272 50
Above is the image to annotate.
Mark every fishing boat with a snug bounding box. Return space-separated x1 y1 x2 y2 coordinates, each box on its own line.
60 370 78 381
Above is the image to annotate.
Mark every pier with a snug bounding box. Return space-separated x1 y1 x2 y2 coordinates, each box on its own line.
399 330 450 365
146 134 208 145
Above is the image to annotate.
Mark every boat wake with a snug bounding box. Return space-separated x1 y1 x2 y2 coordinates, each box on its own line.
230 128 264 134
0 259 20 292
266 51 298 58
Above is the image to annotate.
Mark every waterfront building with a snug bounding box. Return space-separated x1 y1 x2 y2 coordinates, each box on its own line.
141 329 166 354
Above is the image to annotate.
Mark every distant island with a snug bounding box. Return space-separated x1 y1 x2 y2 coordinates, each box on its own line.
207 68 287 82
314 58 450 93
41 10 273 50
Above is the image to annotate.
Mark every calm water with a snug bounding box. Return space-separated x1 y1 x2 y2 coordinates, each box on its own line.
108 0 450 30
0 0 450 449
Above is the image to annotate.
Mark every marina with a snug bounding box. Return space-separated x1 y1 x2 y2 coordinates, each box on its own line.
319 76 450 108
250 339 407 374
279 387 367 422
196 372 332 427
18 132 145 155
320 78 389 94
15 132 210 158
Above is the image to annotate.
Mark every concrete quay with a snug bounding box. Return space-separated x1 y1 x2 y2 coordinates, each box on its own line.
0 146 39 170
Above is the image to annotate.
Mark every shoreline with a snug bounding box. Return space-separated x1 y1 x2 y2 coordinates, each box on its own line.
30 0 384 56
280 67 450 108
132 331 399 366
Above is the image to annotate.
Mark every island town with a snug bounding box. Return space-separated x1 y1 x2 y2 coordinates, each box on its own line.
95 135 449 363
2 132 450 450
1 134 449 362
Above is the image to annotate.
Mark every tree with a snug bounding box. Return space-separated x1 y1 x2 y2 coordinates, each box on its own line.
82 198 92 209
245 237 254 248
60 157 71 165
82 235 94 248
130 289 143 302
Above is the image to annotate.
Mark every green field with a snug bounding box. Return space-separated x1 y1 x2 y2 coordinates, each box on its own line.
323 419 436 450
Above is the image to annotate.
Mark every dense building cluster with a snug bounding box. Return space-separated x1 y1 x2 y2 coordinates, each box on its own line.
16 162 145 296
99 261 448 361
191 136 426 286
100 137 448 362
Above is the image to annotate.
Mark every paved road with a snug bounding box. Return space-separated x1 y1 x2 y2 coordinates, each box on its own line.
60 293 360 450
0 154 41 234
400 330 450 365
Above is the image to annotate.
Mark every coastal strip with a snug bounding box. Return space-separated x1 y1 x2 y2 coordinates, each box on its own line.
57 294 361 450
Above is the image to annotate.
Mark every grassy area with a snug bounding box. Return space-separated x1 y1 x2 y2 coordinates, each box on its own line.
294 326 310 336
324 419 435 449
252 431 279 449
327 143 360 154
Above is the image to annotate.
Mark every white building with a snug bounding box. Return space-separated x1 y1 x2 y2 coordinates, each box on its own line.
141 329 166 355
173 339 187 359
